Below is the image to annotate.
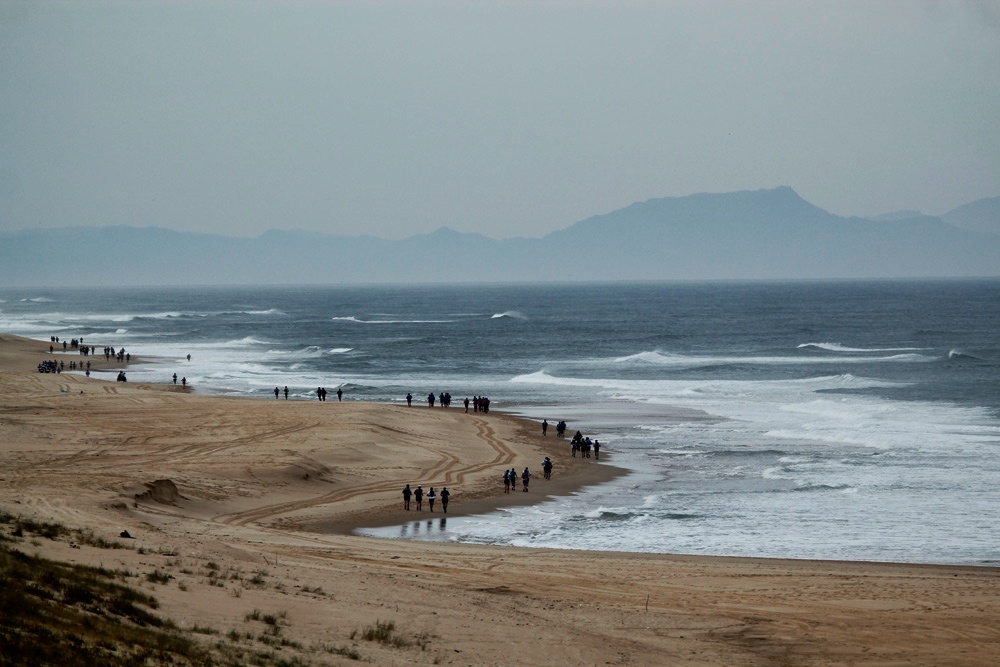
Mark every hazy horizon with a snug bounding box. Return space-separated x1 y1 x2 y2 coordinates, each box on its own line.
2 1 999 241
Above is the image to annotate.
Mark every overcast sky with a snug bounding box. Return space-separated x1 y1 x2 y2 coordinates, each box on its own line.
2 1 998 240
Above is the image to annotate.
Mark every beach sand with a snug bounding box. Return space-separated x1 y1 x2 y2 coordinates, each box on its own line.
2 333 998 665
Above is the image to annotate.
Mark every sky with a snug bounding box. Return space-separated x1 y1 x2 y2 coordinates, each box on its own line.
2 1 999 240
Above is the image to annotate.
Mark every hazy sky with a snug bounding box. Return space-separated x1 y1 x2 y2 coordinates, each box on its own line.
2 1 999 240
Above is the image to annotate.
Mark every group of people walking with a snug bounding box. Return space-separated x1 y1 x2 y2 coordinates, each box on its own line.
543 420 603 460
48 336 105 359
315 386 342 401
503 465 536 493
570 431 601 459
402 484 450 513
402 392 491 413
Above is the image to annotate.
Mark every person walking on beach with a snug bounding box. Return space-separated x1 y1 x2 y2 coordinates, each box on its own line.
173 373 177 384
440 487 450 513
402 484 412 510
521 467 531 492
274 387 280 399
542 419 548 436
406 393 412 406
503 469 511 494
414 485 424 511
542 457 553 480
337 387 343 401
427 487 436 512
427 392 435 407
283 386 289 400
593 440 601 460
557 420 566 438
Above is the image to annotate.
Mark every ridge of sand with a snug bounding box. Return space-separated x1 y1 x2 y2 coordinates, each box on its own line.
2 333 998 666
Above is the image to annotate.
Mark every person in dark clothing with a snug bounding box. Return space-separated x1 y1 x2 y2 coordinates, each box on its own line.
402 484 412 510
440 487 450 513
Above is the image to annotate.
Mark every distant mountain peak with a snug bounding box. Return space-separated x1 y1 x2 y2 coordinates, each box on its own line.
942 196 1000 236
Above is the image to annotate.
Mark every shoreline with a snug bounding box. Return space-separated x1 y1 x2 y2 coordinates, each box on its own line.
3 331 995 564
319 441 628 537
0 331 991 564
0 333 628 537
3 332 1000 665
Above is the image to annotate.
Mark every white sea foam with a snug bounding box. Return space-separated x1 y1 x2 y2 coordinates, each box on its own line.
608 349 936 366
797 342 929 352
241 309 284 316
331 315 454 323
491 310 527 320
221 337 271 347
266 346 328 359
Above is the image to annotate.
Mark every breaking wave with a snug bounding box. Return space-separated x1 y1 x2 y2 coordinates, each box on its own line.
331 315 454 324
798 342 928 352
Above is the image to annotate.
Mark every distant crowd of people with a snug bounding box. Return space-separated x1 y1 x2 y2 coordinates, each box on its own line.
402 392 491 413
42 334 199 387
37 359 64 374
47 336 132 363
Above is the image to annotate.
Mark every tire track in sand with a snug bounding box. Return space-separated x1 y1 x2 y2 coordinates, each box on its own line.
211 416 516 527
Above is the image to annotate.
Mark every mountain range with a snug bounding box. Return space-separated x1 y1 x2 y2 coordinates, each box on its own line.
2 187 998 286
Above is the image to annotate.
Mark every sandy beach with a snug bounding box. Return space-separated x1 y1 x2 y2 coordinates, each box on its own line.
2 332 999 666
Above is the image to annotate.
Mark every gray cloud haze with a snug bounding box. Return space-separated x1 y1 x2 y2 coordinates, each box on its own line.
2 0 998 240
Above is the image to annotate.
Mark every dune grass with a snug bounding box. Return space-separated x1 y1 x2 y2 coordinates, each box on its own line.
0 513 329 666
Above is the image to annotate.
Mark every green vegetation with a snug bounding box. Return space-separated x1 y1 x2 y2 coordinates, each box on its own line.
358 620 410 648
0 542 203 666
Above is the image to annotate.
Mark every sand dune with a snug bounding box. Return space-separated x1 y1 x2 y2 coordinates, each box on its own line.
2 333 998 666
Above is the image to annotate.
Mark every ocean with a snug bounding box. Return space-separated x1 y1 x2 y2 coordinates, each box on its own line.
2 280 998 565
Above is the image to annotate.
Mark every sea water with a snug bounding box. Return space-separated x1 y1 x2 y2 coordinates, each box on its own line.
2 281 998 564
